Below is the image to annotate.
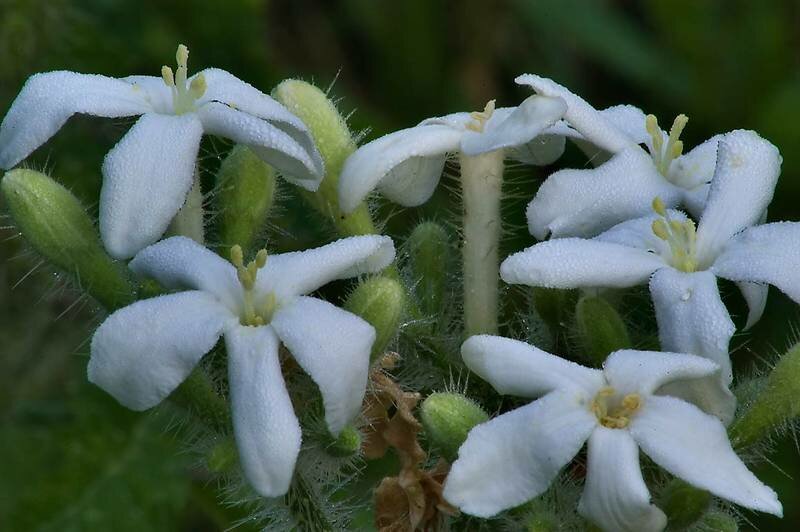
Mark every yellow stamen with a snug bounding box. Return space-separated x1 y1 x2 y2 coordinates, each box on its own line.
651 197 667 216
161 44 203 115
161 66 175 87
646 113 690 175
466 100 496 132
650 197 698 272
229 244 276 326
591 387 642 429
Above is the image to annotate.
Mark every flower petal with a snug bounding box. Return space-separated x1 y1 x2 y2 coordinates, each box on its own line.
515 74 635 153
459 95 566 156
461 335 604 398
712 222 800 304
0 71 151 169
695 130 782 264
648 268 736 423
257 235 395 300
271 296 372 435
526 148 680 239
338 124 462 213
122 75 174 114
603 349 719 396
737 281 769 330
226 324 301 497
88 291 231 410
500 238 664 290
197 102 322 189
444 391 596 517
595 209 688 257
129 236 242 311
668 134 721 191
630 395 782 516
99 113 203 259
578 427 667 532
508 133 566 166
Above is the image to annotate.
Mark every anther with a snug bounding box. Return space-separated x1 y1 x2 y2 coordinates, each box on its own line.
161 66 175 87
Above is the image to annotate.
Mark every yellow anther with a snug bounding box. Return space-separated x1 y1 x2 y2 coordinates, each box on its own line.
647 113 690 175
652 197 667 216
255 249 268 269
230 245 244 269
668 114 689 146
161 66 175 87
189 73 207 99
652 219 670 241
671 140 684 159
161 44 203 115
176 44 189 69
669 219 685 234
591 388 642 429
466 99 497 132
229 245 275 326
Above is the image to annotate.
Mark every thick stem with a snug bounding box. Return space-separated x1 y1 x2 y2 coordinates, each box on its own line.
460 150 504 336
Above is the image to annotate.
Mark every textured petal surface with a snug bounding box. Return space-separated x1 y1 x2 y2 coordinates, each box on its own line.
257 235 395 300
603 349 719 396
100 113 203 259
713 222 800 304
0 71 150 168
527 148 680 239
88 291 231 410
122 75 173 114
578 427 666 532
338 124 462 213
667 134 721 191
271 297 373 434
501 238 664 290
129 236 242 312
460 95 566 155
444 391 596 517
695 130 782 264
737 281 769 330
197 102 322 189
515 74 635 153
462 335 603 398
226 325 302 497
508 133 566 166
630 395 782 516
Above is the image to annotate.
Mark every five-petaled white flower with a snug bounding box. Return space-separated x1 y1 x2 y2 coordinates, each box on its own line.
87 234 394 497
518 74 731 239
0 44 324 259
337 95 567 213
500 130 800 423
443 336 782 532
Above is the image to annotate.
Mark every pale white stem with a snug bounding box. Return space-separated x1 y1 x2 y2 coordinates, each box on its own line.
460 150 504 336
168 171 205 244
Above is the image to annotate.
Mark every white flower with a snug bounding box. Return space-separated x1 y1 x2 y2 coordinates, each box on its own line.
337 95 567 213
517 74 729 239
87 234 394 497
500 130 795 423
0 45 324 259
443 335 782 531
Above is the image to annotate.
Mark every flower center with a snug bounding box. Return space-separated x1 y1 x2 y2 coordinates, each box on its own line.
161 44 206 115
650 197 698 272
645 113 688 177
230 245 277 327
466 100 496 133
591 387 642 429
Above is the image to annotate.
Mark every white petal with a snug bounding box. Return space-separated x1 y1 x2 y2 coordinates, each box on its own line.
578 427 666 532
444 391 596 517
648 268 736 423
500 238 664 290
129 236 242 311
667 134 722 191
196 102 322 189
597 105 650 146
122 75 173 114
737 281 769 330
459 95 567 156
526 148 680 239
595 209 688 257
461 335 604 398
226 325 301 497
630 395 782 516
695 130 782 264
100 113 203 259
680 183 710 218
0 71 150 169
88 291 231 411
712 222 800 304
603 349 719 396
508 133 566 166
515 74 635 153
257 235 395 300
338 124 462 213
271 297 372 435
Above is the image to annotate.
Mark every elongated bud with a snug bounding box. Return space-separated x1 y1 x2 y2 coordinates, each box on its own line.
729 342 800 448
344 277 405 362
660 480 710 529
215 145 276 257
207 437 238 473
1 169 133 310
406 221 450 317
420 392 488 461
272 79 377 237
326 425 362 457
575 295 632 366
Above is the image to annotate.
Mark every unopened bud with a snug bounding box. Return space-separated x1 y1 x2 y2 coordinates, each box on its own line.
575 295 632 366
327 425 361 457
407 221 450 317
420 392 488 461
344 276 405 362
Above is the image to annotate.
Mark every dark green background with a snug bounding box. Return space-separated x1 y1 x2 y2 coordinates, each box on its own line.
1 0 799 530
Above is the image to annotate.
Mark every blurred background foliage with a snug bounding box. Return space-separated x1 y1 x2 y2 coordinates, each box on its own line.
1 0 799 530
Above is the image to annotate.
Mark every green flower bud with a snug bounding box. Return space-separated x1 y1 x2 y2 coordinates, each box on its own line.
660 479 710 529
272 79 377 237
344 276 405 362
207 437 238 473
730 342 800 448
1 169 133 310
406 221 450 317
327 425 362 457
167 176 204 244
575 295 632 366
420 392 488 461
215 145 276 256
532 287 576 334
697 511 738 532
